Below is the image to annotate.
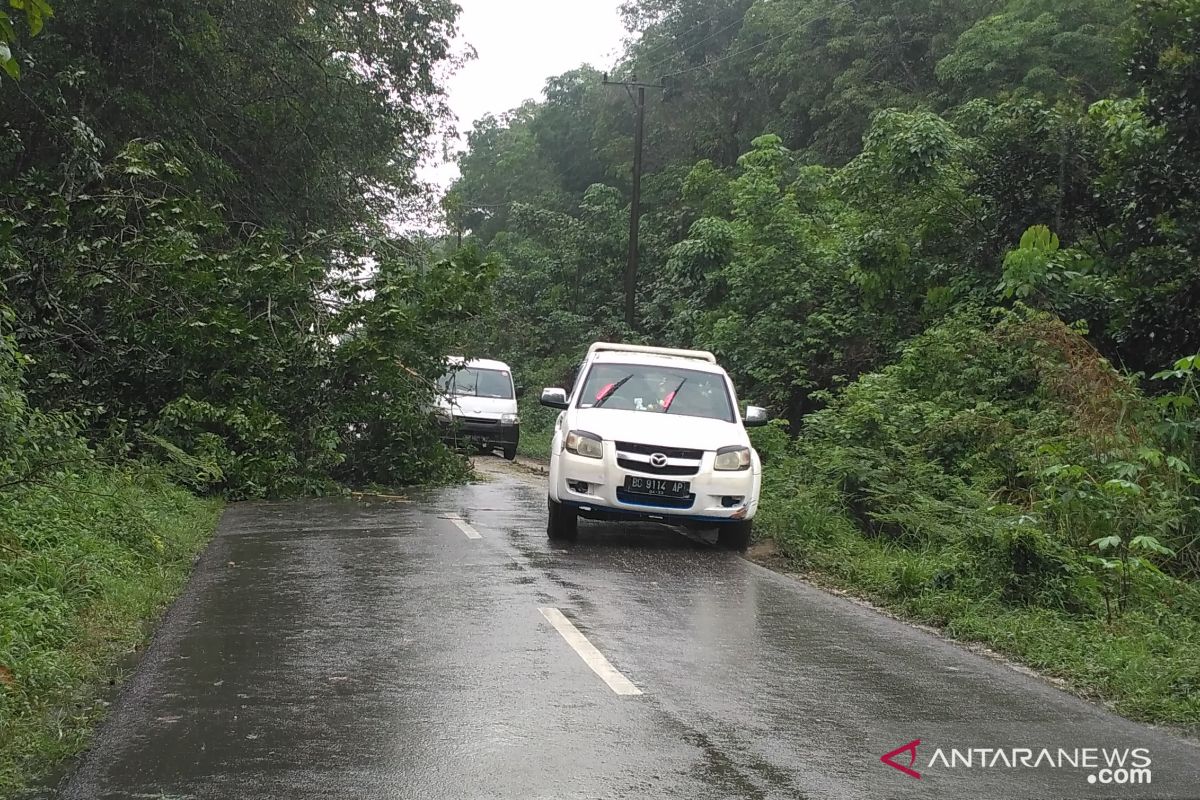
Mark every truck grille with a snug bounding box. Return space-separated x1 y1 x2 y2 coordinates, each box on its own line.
614 441 703 460
617 458 697 477
614 441 703 477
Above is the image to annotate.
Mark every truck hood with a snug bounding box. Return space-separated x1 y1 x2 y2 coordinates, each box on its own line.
434 394 517 418
568 408 749 451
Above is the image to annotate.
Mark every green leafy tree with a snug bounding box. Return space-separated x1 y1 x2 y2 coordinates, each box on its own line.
0 0 53 78
936 0 1132 103
1099 0 1200 372
679 135 900 425
0 0 484 496
1 0 459 237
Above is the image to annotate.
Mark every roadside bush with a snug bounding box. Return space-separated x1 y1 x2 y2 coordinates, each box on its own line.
747 418 792 465
1 316 220 796
965 518 1092 609
2 147 495 499
786 305 1196 618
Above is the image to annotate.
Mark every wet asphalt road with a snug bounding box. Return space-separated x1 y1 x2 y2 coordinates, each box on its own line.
55 458 1199 800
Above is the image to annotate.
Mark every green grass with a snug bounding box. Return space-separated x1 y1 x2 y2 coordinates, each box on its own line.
517 426 553 462
0 468 221 798
755 476 1200 732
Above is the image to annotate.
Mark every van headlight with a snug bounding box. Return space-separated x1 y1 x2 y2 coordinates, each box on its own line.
501 413 520 424
565 430 603 459
714 445 751 471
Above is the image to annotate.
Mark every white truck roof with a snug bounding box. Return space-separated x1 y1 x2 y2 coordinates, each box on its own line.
446 356 512 372
586 342 724 373
587 342 717 363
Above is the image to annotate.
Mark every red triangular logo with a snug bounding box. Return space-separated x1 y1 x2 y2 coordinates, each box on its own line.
881 739 922 779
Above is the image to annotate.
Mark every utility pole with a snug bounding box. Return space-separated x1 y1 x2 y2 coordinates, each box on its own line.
603 73 663 329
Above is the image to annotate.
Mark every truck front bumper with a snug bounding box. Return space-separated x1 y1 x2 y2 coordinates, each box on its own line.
552 444 760 523
439 418 519 450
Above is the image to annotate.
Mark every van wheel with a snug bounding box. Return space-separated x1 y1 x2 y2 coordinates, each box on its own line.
502 443 517 461
716 520 752 551
547 497 578 541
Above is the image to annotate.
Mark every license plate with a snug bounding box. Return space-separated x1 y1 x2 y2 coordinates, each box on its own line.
624 476 690 498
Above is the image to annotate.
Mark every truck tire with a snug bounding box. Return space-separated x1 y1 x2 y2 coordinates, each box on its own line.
547 497 578 541
503 443 517 461
716 519 752 551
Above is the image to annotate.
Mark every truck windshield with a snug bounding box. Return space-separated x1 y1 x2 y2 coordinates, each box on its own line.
577 363 734 422
438 367 514 399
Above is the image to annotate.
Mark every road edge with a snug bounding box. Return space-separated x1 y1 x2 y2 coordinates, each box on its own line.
742 538 1200 745
496 453 1200 744
47 504 240 799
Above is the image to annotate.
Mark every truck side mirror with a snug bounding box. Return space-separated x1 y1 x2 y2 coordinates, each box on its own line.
540 388 569 410
743 406 769 427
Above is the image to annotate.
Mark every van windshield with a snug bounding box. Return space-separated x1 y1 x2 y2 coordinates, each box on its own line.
576 363 734 422
438 367 514 399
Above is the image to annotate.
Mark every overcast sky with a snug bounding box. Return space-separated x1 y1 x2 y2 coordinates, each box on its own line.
418 0 630 192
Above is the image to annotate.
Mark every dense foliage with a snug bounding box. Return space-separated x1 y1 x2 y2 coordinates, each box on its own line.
2 0 492 498
451 0 1200 724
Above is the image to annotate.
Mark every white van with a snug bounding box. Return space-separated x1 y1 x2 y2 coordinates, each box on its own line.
539 342 768 549
434 357 521 460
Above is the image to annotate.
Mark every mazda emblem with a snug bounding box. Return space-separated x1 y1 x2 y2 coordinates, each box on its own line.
650 453 668 468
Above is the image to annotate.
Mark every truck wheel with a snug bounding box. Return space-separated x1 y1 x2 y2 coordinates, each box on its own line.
716 519 753 551
547 497 578 541
503 443 517 461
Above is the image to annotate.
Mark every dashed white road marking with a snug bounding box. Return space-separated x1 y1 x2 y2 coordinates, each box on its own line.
445 513 481 540
538 607 643 696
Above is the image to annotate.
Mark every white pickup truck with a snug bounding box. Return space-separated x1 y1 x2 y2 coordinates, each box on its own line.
539 342 768 549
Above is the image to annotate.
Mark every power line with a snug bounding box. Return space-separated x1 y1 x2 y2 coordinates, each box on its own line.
627 11 722 72
658 4 847 81
641 13 750 77
459 201 512 209
658 28 797 80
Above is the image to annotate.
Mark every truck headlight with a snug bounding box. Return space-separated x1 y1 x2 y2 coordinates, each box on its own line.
565 430 603 459
714 445 751 471
501 413 520 424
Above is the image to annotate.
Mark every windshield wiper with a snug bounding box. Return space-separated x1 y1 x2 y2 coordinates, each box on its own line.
663 378 687 413
594 374 634 408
